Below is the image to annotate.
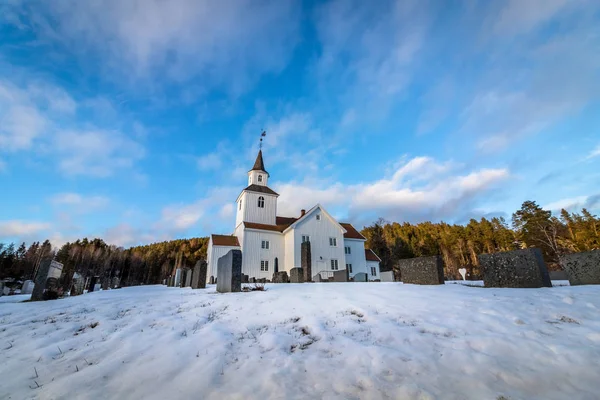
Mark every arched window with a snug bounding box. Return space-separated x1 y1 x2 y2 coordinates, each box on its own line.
258 175 263 183
258 196 265 208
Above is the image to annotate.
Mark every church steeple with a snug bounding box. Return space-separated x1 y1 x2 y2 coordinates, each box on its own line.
250 149 268 176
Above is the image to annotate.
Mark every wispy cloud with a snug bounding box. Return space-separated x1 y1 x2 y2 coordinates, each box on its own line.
0 220 50 239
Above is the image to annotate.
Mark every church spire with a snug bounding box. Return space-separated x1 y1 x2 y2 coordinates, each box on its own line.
251 149 267 173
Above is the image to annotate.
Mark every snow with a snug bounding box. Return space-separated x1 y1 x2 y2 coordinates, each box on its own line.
1 283 599 400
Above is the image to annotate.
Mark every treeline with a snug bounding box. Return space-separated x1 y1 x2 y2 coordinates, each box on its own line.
361 201 600 279
0 237 208 286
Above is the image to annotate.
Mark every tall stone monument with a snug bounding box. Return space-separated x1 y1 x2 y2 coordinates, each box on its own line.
31 259 64 301
301 241 312 282
191 260 207 289
217 250 242 293
560 250 600 285
479 248 552 288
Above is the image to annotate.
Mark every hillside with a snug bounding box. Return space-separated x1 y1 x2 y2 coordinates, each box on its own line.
1 283 599 399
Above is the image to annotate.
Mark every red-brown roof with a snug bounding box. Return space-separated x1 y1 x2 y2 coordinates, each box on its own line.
365 248 381 262
244 216 297 233
340 223 366 240
211 234 240 247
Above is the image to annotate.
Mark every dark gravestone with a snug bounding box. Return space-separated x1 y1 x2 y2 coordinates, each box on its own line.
560 250 600 285
479 248 551 288
353 272 368 282
272 271 289 283
191 260 207 289
242 274 249 284
184 269 192 287
290 268 304 283
32 259 64 301
88 276 99 292
249 277 256 283
217 250 242 293
101 278 110 291
313 273 322 282
398 256 444 285
209 276 215 285
167 276 174 287
301 241 312 282
333 270 347 282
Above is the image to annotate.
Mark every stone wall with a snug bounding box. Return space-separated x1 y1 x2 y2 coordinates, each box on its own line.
479 248 552 288
559 250 600 285
217 250 242 293
398 256 444 285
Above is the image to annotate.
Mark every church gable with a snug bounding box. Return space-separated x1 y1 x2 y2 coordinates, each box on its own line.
284 204 345 234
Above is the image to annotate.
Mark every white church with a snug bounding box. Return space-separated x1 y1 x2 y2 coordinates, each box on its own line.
206 149 381 281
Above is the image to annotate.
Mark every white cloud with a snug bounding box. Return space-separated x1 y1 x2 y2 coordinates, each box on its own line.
586 145 600 160
4 0 301 94
492 0 572 36
197 152 223 171
0 220 50 239
54 130 145 177
50 192 110 211
544 194 600 212
274 156 510 226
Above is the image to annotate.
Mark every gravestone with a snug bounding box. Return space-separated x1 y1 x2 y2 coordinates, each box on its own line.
249 277 256 283
22 280 35 295
242 274 249 283
560 250 600 285
380 271 394 282
167 276 173 287
459 268 467 281
333 270 347 282
313 273 322 282
209 276 215 285
272 271 289 283
0 281 4 296
88 276 99 292
112 277 121 289
301 241 312 282
217 250 242 293
94 283 101 292
398 256 445 285
353 272 368 282
184 269 192 288
479 248 551 288
191 260 207 289
102 278 110 290
290 267 304 283
31 259 64 301
174 269 182 287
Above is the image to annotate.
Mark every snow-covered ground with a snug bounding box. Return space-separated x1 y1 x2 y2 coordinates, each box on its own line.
1 283 599 400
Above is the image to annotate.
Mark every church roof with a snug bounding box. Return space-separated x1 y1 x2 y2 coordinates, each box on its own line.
242 184 279 196
340 223 366 240
249 149 268 175
211 234 240 247
244 216 298 233
365 248 381 262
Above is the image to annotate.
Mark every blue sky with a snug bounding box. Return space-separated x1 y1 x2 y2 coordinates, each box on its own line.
0 0 599 247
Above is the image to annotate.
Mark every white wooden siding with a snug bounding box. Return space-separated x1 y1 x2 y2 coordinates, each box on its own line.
367 260 381 281
241 230 285 279
291 207 346 276
343 238 367 278
240 192 277 225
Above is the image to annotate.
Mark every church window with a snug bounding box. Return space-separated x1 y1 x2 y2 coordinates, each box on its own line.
316 214 321 221
302 235 310 243
258 175 263 183
258 196 265 208
261 240 270 250
329 237 337 247
261 260 269 271
345 246 351 255
371 267 377 276
239 200 242 210
331 259 339 270
346 264 352 273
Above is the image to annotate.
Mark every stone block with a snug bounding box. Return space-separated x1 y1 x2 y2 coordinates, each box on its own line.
242 274 249 283
209 276 215 285
249 277 256 283
290 267 304 283
333 270 347 282
301 241 312 282
0 281 4 297
479 248 551 288
380 271 394 282
22 280 35 295
398 256 444 285
31 259 64 301
191 260 207 289
174 269 182 287
353 272 368 282
184 269 192 287
217 250 242 293
560 250 600 285
272 271 289 283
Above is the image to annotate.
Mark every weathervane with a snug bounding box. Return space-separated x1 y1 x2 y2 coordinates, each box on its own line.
259 130 266 149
